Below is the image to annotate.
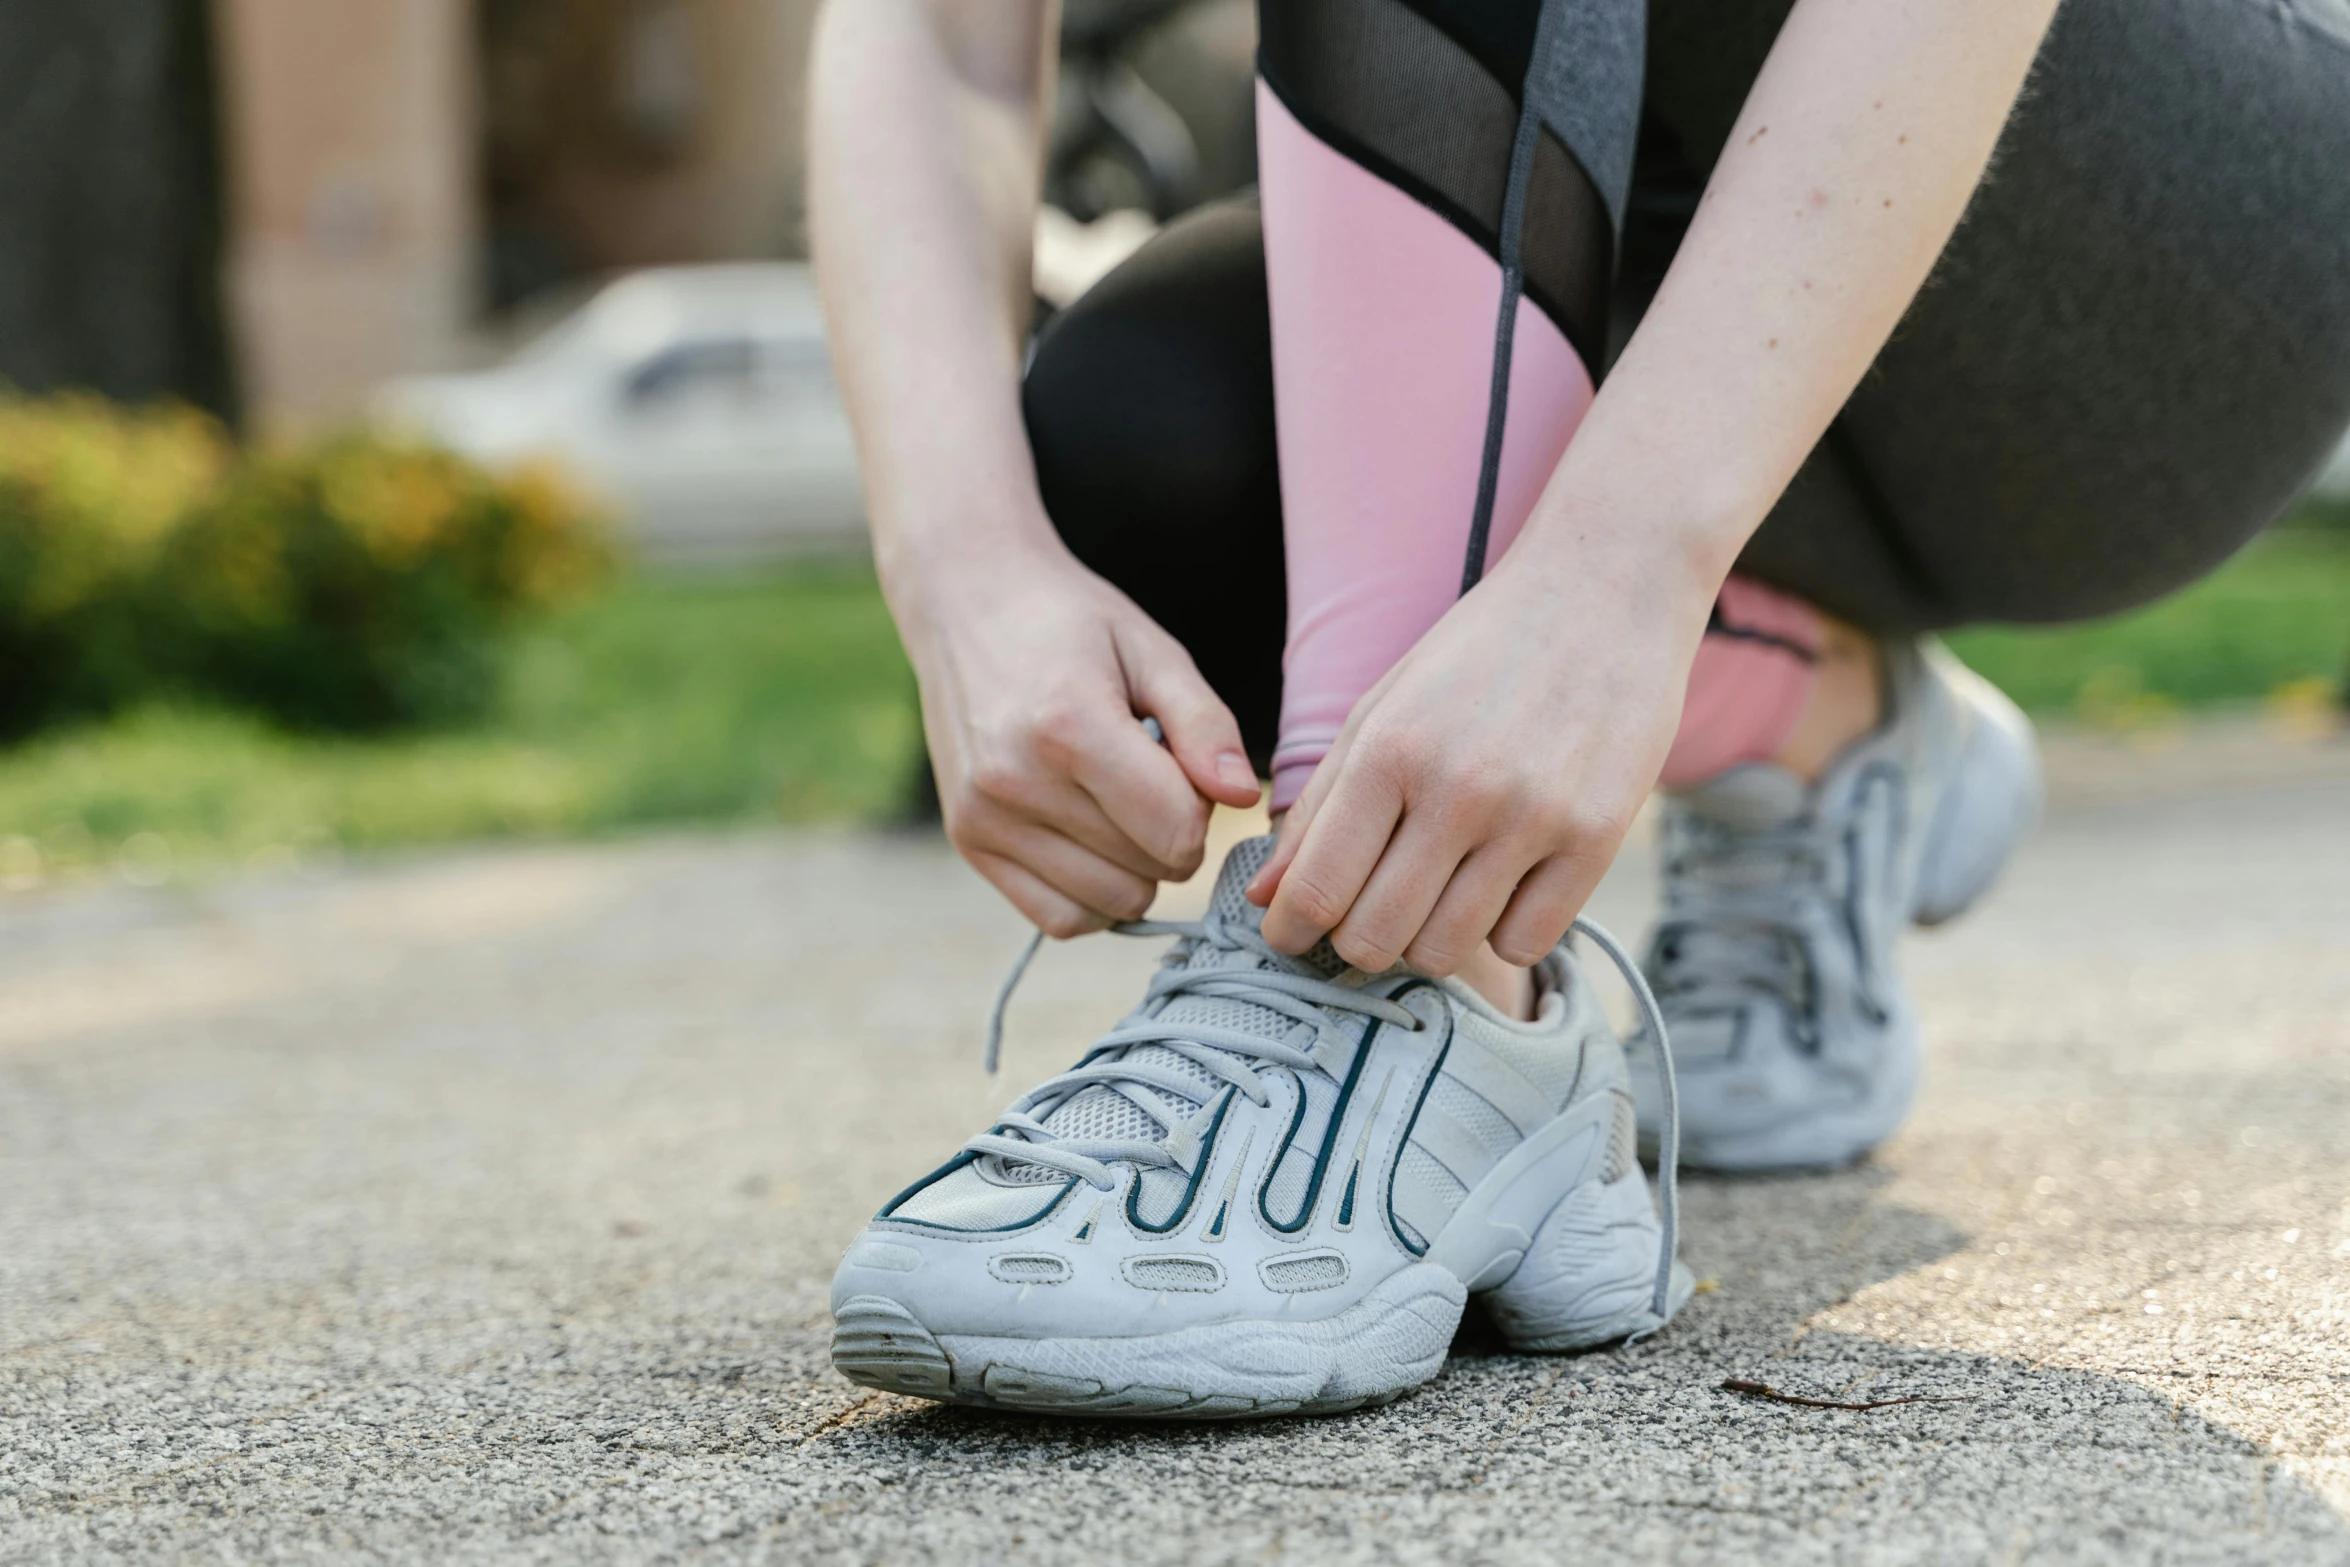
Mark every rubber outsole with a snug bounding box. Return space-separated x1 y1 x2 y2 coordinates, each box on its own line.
833 1263 1469 1418
832 1129 1693 1418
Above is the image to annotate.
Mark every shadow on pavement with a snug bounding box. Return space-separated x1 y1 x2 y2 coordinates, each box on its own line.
791 1163 2349 1561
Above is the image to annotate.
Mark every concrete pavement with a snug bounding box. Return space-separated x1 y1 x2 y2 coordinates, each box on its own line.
2 732 2347 1563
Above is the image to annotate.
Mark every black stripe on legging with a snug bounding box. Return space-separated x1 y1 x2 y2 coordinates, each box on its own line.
1253 14 1611 372
1704 601 1821 664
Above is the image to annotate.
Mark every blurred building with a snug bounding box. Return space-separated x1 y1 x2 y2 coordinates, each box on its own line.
214 0 821 435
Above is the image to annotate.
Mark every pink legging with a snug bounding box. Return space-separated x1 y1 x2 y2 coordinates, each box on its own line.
1259 84 1820 812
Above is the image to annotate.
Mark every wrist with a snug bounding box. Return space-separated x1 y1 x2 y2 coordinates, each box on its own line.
872 482 1066 614
1504 485 1729 637
877 515 1076 660
1508 360 1786 605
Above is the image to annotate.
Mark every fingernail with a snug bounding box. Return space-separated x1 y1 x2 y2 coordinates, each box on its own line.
1216 752 1257 794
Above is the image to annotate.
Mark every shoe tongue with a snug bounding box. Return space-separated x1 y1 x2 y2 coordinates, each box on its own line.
1672 764 1811 831
1206 833 1276 929
1203 833 1348 978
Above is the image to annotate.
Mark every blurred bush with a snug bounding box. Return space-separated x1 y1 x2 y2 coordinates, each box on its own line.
0 395 229 736
0 392 609 739
167 435 611 728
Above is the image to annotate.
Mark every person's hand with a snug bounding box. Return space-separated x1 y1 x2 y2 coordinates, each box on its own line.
1246 535 1713 974
902 539 1262 937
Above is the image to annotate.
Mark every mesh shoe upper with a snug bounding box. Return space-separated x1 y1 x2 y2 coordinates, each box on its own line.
883 837 1412 1235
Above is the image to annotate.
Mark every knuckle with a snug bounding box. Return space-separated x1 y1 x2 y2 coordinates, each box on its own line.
1029 697 1091 756
1281 876 1346 930
1145 809 1204 874
1447 769 1515 820
967 757 1029 807
1161 686 1214 726
1163 834 1207 882
1404 938 1463 977
1493 900 1571 964
942 796 992 851
1559 801 1632 855
1332 928 1396 973
1357 726 1425 783
1492 930 1554 967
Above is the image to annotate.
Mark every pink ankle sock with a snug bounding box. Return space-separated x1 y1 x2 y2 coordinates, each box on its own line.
1658 577 1822 789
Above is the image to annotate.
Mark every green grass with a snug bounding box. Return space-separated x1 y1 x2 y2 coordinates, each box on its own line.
1 528 2344 885
0 567 922 884
1944 528 2350 718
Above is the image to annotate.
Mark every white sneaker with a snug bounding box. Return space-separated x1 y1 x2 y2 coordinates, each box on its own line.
830 836 1693 1419
1631 639 2042 1171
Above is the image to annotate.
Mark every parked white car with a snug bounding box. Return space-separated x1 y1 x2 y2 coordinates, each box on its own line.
374 265 865 564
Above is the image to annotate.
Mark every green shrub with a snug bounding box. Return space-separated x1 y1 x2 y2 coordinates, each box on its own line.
166 435 612 729
0 393 610 737
0 395 229 736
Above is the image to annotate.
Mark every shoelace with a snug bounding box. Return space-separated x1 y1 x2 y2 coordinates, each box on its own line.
1652 817 1832 1032
982 911 1684 1326
976 911 1418 1190
1651 805 1889 1034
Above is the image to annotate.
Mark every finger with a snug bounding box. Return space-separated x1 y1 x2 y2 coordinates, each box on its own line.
968 850 1112 941
1403 841 1536 977
1488 850 1605 967
1325 815 1468 974
970 815 1162 927
1260 750 1404 956
967 731 1194 882
1047 705 1213 876
1246 730 1349 907
1117 621 1260 808
1018 774 1197 884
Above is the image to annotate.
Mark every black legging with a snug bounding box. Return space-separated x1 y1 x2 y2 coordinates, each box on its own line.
1023 0 2350 769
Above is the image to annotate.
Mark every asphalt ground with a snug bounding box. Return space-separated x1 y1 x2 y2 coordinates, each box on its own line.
2 727 2347 1563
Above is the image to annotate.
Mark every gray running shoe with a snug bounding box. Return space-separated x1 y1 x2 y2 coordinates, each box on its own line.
1630 639 2042 1171
830 836 1693 1419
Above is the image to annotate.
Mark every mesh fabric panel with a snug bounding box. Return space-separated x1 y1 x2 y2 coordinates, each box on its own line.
1124 1256 1224 1290
1262 1252 1350 1290
1258 0 1611 368
891 1165 1067 1231
1210 835 1278 922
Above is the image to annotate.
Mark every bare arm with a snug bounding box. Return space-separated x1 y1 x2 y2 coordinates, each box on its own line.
811 0 1259 937
1529 0 2062 591
1258 0 2063 970
809 0 1053 585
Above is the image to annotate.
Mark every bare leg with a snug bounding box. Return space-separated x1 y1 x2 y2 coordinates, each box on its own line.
1768 615 1884 782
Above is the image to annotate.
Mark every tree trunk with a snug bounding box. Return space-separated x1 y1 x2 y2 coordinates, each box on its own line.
0 0 237 425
